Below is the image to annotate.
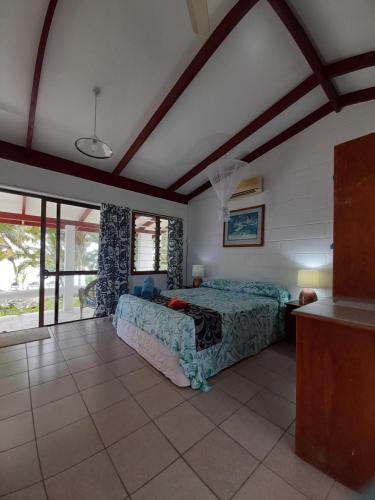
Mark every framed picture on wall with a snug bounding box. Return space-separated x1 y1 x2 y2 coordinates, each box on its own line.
223 204 265 247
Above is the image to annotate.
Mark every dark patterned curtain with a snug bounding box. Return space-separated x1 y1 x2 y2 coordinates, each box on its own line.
95 204 130 316
167 217 184 290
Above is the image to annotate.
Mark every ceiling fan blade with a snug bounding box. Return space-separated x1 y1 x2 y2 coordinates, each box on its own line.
186 0 210 35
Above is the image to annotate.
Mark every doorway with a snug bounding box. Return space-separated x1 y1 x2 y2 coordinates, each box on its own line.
0 188 100 332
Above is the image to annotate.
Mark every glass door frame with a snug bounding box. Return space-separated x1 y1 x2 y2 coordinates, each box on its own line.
39 197 100 327
0 187 100 327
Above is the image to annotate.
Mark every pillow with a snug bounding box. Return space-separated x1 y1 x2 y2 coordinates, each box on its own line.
168 297 189 309
201 279 290 303
141 277 155 300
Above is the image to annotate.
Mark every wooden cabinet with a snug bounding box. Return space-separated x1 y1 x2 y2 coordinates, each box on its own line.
295 132 375 490
333 131 375 299
295 308 375 490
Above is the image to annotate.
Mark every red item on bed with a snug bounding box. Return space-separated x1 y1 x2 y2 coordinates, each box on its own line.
168 297 189 309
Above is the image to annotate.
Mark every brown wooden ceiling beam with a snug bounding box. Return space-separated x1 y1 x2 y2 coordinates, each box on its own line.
170 51 375 192
112 0 260 176
326 51 375 78
26 0 58 151
168 75 317 191
0 141 188 204
187 85 375 200
267 0 340 112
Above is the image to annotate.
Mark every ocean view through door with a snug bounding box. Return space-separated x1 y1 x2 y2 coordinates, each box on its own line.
0 189 100 332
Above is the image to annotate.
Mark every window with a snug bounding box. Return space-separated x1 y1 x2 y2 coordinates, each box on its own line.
131 212 169 274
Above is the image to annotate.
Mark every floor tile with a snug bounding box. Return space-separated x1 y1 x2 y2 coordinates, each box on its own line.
38 416 103 478
73 364 114 391
120 366 162 394
0 388 31 420
254 349 295 374
220 406 283 460
267 375 296 403
0 372 29 397
155 401 214 453
45 450 125 500
132 458 216 500
327 482 361 500
233 358 278 386
0 349 27 364
283 364 297 381
0 343 26 353
94 343 134 362
61 344 95 360
27 351 64 370
29 362 70 386
31 375 77 408
66 353 103 373
134 382 184 419
190 387 241 424
27 342 58 357
233 464 308 500
0 482 47 500
288 420 296 436
33 393 88 437
264 434 334 500
184 428 258 500
57 336 87 349
247 388 296 429
169 382 196 400
92 397 149 446
108 422 178 493
0 411 34 451
51 330 82 342
0 441 42 496
107 354 145 376
0 359 28 378
81 378 130 413
26 338 55 348
215 372 261 403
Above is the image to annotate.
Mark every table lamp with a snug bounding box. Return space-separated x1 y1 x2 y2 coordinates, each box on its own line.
192 265 205 288
297 269 319 305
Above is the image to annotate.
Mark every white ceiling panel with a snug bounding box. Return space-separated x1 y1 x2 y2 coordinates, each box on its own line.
124 0 311 187
0 0 49 145
177 86 328 195
288 0 375 63
32 0 235 171
334 67 375 95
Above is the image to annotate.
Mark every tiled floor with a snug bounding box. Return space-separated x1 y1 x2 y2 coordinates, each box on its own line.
0 318 359 500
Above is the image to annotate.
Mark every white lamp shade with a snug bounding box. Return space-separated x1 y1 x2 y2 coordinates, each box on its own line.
192 265 205 278
297 269 320 288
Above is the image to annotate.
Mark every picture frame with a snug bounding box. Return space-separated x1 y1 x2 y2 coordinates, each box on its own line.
223 204 265 247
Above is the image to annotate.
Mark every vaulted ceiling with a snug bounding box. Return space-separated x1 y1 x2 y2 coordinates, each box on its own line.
0 0 374 204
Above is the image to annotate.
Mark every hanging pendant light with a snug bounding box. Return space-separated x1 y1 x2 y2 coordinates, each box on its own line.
75 87 113 159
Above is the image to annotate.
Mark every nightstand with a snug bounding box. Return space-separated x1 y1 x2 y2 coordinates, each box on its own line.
285 300 301 342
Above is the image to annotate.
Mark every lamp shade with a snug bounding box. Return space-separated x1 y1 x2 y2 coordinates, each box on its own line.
297 269 320 288
192 265 205 278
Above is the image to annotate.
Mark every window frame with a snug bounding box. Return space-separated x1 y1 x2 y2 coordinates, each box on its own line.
131 211 169 275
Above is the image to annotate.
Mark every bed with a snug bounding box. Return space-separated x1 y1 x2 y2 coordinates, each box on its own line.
114 279 290 391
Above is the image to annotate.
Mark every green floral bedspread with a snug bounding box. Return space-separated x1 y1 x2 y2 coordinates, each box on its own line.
114 281 289 391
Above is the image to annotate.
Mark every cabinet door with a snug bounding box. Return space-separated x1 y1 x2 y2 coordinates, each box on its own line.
333 132 375 299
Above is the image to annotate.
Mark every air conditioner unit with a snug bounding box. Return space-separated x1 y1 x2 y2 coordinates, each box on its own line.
231 176 263 199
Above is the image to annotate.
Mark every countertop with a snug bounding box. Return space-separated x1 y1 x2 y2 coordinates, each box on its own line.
293 296 375 331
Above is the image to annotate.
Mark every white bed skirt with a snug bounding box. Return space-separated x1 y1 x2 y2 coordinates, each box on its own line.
116 318 190 387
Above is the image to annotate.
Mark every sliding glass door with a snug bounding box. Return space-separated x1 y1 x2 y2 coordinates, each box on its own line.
40 199 100 326
0 188 100 332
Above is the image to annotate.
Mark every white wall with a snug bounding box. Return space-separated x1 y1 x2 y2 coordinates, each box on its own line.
0 159 188 290
187 101 375 300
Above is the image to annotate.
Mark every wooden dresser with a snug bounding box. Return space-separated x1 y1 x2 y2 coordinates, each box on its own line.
294 299 375 490
294 132 375 490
